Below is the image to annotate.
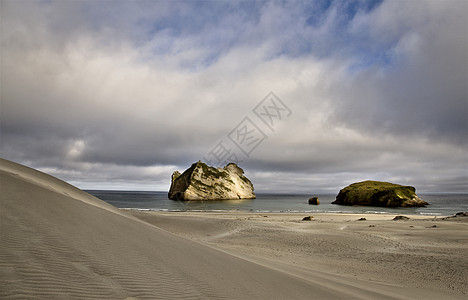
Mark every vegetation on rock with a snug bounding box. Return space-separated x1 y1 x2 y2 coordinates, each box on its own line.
332 180 428 208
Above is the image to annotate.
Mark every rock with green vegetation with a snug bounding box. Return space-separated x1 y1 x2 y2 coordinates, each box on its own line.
332 180 428 208
168 161 256 201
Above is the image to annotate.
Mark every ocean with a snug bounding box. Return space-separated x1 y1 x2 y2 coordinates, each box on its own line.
88 191 468 216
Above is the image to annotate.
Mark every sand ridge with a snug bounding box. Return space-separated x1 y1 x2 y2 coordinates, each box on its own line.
0 159 128 217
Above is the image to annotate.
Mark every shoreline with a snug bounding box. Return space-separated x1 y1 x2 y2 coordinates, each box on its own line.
89 190 468 217
122 207 456 218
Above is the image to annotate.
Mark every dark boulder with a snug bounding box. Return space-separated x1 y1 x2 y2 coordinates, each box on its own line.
393 216 410 221
308 196 319 205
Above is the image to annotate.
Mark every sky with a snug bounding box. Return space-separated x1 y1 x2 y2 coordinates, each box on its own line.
1 0 467 194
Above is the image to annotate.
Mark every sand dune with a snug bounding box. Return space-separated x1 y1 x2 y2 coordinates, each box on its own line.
0 159 315 299
1 158 466 299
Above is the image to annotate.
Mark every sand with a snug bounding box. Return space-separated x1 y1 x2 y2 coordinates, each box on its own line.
1 158 467 299
130 211 468 299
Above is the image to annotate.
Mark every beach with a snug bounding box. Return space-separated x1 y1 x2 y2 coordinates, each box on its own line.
130 211 468 299
1 158 467 299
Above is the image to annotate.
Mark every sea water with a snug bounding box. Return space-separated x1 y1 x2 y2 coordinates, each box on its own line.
88 191 468 216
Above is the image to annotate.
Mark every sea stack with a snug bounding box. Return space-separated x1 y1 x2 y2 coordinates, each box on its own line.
308 197 319 205
168 161 256 201
332 180 428 207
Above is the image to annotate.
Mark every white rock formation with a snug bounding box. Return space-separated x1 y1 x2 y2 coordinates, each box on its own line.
168 161 256 200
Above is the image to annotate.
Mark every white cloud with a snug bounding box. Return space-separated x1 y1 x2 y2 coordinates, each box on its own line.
1 0 467 193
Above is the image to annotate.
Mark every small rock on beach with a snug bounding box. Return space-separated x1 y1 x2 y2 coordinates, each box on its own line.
393 216 410 221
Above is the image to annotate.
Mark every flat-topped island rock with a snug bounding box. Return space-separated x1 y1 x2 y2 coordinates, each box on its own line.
168 161 256 201
332 180 428 208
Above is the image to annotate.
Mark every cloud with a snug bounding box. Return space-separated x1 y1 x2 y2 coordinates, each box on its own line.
1 0 467 193
331 0 468 145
